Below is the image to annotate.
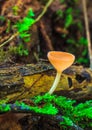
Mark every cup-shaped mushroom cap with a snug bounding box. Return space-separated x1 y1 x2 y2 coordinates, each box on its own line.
47 51 75 73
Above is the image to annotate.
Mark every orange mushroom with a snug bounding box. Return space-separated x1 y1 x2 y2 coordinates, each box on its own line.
47 51 75 94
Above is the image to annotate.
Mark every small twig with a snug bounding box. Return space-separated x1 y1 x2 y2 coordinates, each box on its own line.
35 0 54 23
0 32 19 48
82 0 92 68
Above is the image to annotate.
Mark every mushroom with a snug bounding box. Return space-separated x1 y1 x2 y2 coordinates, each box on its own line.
47 51 75 94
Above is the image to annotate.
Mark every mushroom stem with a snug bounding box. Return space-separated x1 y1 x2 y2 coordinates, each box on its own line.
48 71 61 94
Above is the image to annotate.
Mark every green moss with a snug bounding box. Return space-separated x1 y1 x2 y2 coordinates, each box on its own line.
0 93 92 128
0 104 11 112
15 100 58 115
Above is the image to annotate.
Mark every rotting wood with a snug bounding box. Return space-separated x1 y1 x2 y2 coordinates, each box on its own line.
0 63 92 102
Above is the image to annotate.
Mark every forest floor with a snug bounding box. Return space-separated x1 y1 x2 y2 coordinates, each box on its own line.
0 0 92 130
0 0 92 65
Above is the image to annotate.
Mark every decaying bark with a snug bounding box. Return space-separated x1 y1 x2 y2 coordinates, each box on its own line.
0 63 92 102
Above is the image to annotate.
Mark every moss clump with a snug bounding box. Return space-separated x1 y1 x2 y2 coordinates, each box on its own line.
0 93 92 129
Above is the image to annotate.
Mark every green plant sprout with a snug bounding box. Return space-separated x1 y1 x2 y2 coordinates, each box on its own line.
0 8 35 48
15 8 35 42
47 51 75 94
0 9 35 57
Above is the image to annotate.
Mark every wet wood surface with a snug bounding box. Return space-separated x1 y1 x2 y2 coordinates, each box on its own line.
0 63 92 102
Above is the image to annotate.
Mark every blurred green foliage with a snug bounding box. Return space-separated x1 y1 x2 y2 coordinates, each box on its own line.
12 9 35 56
0 16 6 22
15 8 35 42
9 43 29 56
0 9 35 57
55 0 88 65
